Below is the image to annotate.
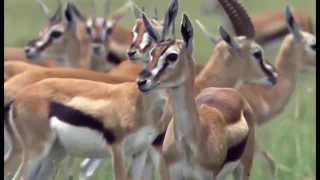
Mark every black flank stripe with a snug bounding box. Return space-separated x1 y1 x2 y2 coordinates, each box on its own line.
49 101 115 144
222 135 248 167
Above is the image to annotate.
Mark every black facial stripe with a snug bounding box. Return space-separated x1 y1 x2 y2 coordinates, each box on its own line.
259 59 277 83
49 101 116 144
154 61 169 80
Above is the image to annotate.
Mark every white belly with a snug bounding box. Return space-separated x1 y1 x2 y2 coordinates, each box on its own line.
170 162 211 180
50 116 157 158
50 116 111 158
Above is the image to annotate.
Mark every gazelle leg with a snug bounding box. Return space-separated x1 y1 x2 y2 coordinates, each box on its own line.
111 143 127 180
232 164 244 180
127 149 148 180
62 156 75 180
79 158 105 180
33 146 66 180
255 143 276 180
141 152 155 180
149 146 172 180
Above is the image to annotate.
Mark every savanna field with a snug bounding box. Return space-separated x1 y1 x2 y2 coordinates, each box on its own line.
4 0 316 179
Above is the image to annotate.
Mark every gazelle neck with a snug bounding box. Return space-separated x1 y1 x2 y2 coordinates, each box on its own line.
170 53 200 142
261 40 300 120
194 48 241 95
63 33 82 68
139 87 168 127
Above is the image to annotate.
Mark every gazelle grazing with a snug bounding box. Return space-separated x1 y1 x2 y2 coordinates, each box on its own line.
238 6 316 179
71 0 132 72
200 0 314 49
138 12 253 180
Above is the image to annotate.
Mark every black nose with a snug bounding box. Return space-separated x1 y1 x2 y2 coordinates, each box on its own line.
137 79 147 86
127 50 136 56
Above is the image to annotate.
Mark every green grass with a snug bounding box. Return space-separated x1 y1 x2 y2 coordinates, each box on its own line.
4 0 316 179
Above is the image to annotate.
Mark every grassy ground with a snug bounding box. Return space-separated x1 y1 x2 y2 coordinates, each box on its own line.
4 0 316 179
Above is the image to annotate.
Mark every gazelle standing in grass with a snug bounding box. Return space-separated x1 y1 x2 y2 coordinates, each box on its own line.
237 6 316 180
137 11 265 179
197 5 316 180
4 1 181 179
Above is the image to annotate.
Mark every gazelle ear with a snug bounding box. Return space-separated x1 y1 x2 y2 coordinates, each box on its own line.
285 6 301 42
70 3 87 22
181 13 194 54
161 0 179 40
109 2 131 26
219 26 240 49
196 20 221 45
129 0 142 19
142 12 161 42
64 1 77 31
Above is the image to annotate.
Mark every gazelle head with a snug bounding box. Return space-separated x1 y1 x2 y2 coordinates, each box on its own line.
24 0 77 61
196 0 278 88
126 0 167 64
137 11 194 92
71 0 130 58
284 6 316 72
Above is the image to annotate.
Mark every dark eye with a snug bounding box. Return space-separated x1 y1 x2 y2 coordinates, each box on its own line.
166 53 178 62
253 51 262 60
51 31 62 39
310 44 316 51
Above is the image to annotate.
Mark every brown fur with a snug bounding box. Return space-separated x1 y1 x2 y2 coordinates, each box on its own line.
239 31 316 179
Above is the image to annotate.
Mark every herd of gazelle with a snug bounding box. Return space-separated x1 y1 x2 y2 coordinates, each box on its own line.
3 0 315 179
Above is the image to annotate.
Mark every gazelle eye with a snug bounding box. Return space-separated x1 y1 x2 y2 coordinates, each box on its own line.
166 53 178 62
51 31 62 39
253 51 262 60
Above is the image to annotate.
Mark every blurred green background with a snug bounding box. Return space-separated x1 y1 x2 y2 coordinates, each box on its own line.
4 0 316 179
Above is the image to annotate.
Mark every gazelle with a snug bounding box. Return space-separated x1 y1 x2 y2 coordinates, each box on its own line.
238 6 316 179
200 0 314 50
70 0 133 72
5 0 278 179
137 11 265 179
4 1 181 180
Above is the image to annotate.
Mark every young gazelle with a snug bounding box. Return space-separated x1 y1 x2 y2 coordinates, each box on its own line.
200 0 314 46
70 0 132 72
238 6 316 179
137 11 264 179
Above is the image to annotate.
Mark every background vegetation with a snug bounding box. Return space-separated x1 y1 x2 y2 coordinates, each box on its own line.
4 0 316 179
